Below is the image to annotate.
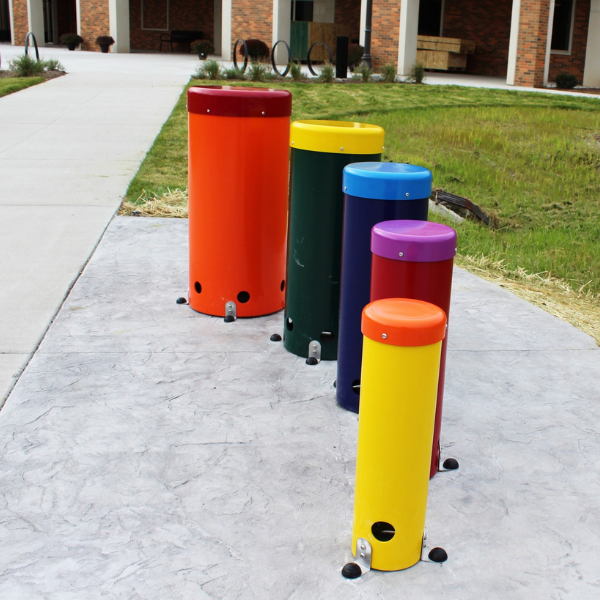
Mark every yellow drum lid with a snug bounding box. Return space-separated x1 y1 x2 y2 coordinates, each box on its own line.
290 120 385 154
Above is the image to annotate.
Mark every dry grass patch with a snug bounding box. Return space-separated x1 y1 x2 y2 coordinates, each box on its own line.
119 189 188 218
457 254 600 345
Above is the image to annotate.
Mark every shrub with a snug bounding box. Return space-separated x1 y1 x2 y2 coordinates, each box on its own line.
240 39 269 61
247 61 268 82
191 39 215 58
555 73 578 89
289 61 305 82
223 66 245 80
9 54 44 77
96 36 115 46
318 63 335 83
42 59 65 72
348 44 364 71
60 33 83 46
359 62 372 82
381 63 397 83
407 62 425 84
194 59 221 80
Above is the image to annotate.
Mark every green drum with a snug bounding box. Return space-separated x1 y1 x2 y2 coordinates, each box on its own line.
283 120 385 360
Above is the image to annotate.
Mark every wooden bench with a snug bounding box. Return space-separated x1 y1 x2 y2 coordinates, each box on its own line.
160 30 204 52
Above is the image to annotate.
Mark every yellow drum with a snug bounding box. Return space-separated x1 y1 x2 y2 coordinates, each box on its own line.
352 298 447 571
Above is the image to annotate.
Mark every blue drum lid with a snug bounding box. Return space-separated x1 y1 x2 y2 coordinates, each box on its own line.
343 162 432 201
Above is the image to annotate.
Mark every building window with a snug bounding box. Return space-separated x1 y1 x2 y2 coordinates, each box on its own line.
292 0 314 22
551 0 575 53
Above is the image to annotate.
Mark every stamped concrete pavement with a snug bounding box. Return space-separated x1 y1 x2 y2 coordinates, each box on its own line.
0 44 198 403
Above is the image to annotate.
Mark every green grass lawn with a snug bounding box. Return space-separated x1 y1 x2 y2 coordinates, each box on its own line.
126 80 600 298
0 76 45 98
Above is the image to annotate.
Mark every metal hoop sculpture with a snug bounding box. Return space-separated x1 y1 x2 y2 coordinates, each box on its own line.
307 42 333 76
25 32 40 61
233 39 249 74
271 40 291 77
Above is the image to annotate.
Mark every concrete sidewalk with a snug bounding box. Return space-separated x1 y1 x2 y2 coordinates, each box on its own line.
0 44 198 403
0 217 598 598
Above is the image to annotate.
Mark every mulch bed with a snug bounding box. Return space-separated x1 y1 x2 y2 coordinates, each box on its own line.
0 70 66 80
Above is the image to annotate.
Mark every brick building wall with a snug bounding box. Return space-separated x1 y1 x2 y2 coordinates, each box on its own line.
443 0 513 77
335 0 362 43
514 0 550 86
11 0 28 44
371 0 401 70
79 0 110 51
548 0 590 83
232 0 272 55
129 0 214 52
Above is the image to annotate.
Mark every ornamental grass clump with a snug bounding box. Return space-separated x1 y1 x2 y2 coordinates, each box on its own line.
289 61 305 82
223 66 245 80
359 62 372 82
381 63 397 83
43 58 65 72
407 63 425 84
247 61 268 82
194 59 221 80
318 63 335 83
9 55 44 77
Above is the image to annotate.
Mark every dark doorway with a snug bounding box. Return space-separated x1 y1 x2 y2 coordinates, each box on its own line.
43 0 77 44
292 0 314 22
0 0 11 42
418 0 443 37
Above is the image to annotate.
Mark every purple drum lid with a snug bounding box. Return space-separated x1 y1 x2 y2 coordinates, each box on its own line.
371 220 457 262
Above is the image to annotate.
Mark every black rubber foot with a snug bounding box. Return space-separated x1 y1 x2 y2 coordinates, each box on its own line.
306 357 318 365
270 333 282 342
428 547 448 563
341 562 362 579
176 297 187 305
224 315 235 323
333 380 337 388
442 458 459 470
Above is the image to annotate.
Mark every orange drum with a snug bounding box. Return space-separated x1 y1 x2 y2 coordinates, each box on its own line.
187 86 292 317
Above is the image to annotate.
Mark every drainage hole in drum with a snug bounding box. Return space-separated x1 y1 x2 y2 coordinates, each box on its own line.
372 521 395 542
194 282 202 294
281 279 285 292
286 317 293 331
351 379 360 396
237 291 250 303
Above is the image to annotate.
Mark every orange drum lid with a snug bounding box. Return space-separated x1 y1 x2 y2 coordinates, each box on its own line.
361 298 447 347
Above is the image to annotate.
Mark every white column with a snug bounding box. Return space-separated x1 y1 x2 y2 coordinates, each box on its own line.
76 0 81 37
397 0 420 76
109 0 130 53
506 0 522 85
273 0 291 64
214 0 222 56
543 0 555 86
221 0 232 60
8 0 15 46
583 0 600 87
25 0 44 46
359 0 367 46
